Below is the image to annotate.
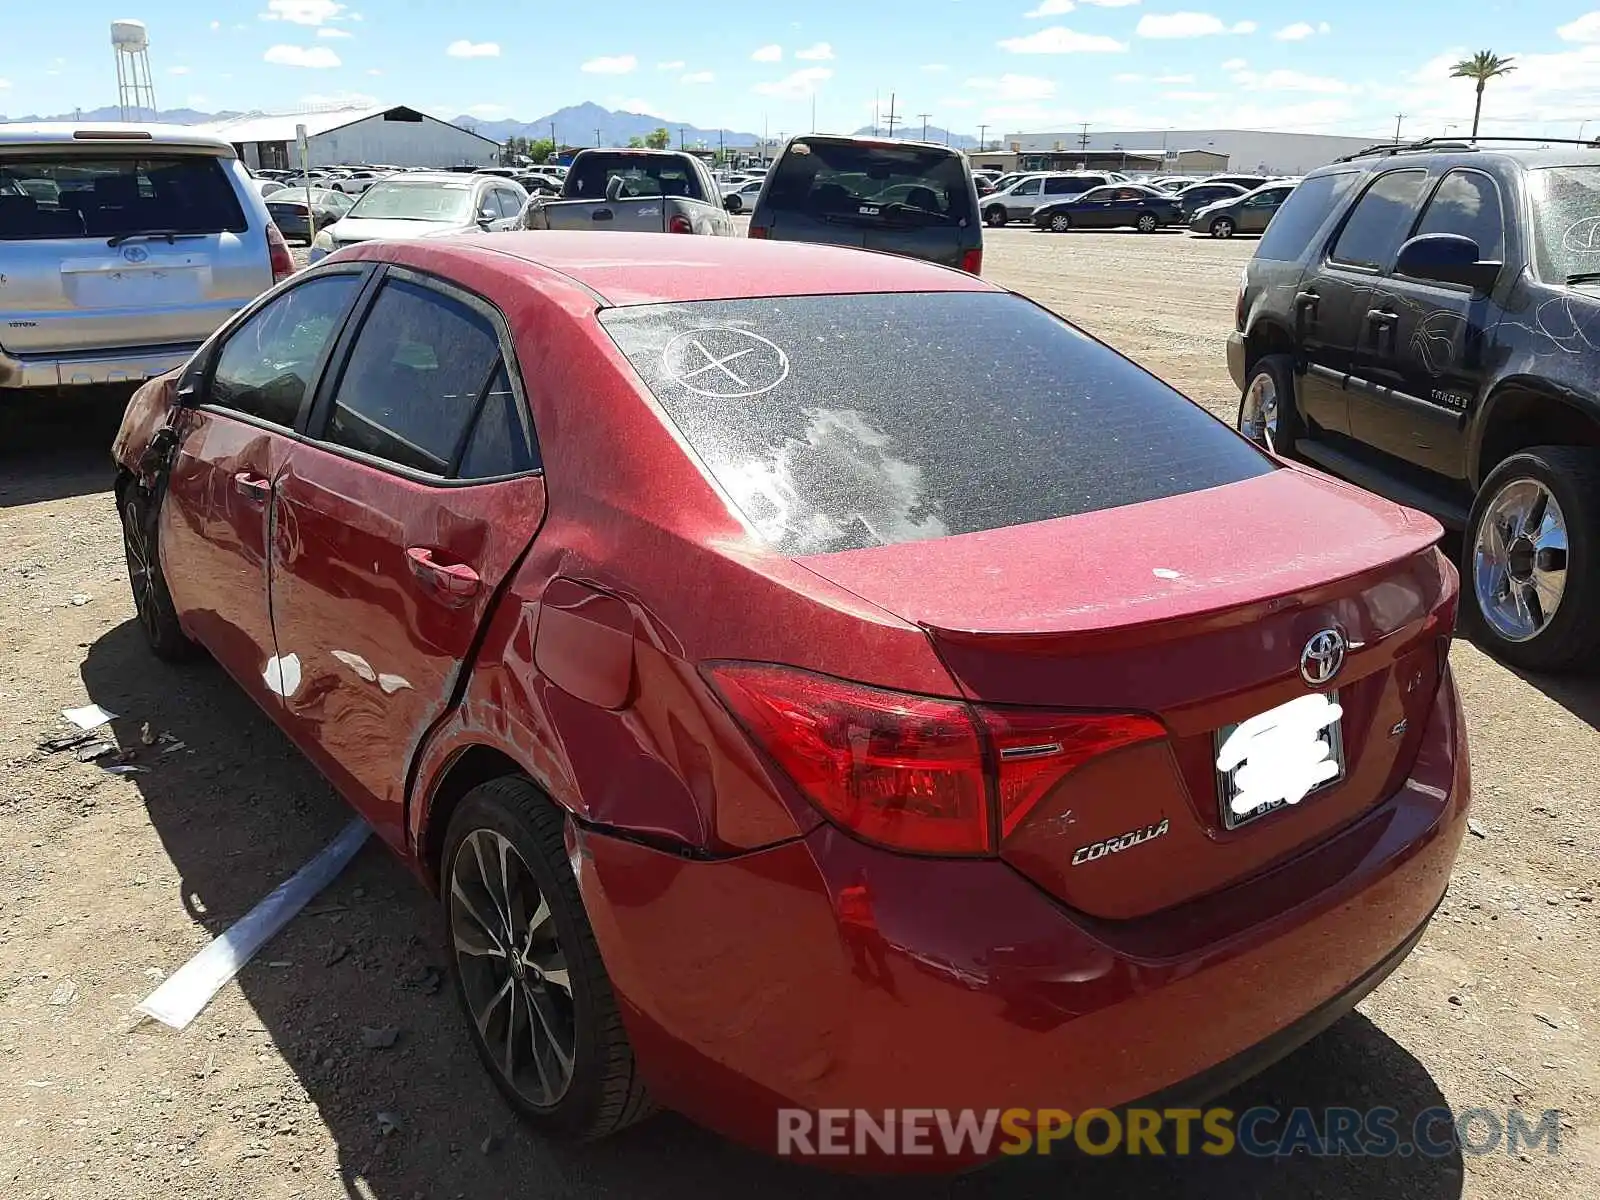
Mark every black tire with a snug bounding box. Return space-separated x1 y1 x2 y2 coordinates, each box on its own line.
443 777 654 1141
1136 212 1159 233
119 483 199 662
984 206 1008 228
1236 352 1303 458
1462 447 1600 672
1210 217 1236 239
1047 212 1072 233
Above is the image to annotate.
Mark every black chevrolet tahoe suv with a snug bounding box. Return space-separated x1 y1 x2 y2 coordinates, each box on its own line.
1227 138 1600 672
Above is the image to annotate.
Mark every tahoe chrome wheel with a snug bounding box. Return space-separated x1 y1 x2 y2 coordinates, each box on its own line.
1239 371 1280 450
450 828 576 1107
1473 478 1569 643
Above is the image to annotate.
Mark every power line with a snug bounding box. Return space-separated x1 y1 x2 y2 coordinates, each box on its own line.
977 123 988 151
917 112 932 141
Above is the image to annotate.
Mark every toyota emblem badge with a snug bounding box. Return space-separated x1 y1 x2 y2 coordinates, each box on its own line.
1300 629 1347 687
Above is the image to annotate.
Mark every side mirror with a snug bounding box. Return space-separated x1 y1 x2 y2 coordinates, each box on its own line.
1395 233 1501 293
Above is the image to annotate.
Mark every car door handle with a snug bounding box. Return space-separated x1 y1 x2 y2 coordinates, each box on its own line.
1366 308 1399 329
233 471 271 502
591 208 614 221
406 547 482 599
1295 290 1320 314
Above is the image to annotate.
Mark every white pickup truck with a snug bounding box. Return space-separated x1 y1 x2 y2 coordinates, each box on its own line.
514 149 735 235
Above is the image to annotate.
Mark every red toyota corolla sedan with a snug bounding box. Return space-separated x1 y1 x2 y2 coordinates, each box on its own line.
111 232 1469 1168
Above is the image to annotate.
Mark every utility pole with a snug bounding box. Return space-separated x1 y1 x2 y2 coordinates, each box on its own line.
549 120 556 152
1393 112 1407 142
884 92 899 138
679 127 685 150
1078 123 1090 152
873 91 879 138
595 127 602 147
811 93 816 134
978 123 988 152
917 112 931 141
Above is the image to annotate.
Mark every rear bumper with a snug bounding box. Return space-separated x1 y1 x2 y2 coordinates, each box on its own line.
0 343 201 390
573 668 1470 1168
1226 329 1248 391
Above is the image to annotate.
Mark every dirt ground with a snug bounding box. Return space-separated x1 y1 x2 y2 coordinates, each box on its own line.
1 227 1596 1200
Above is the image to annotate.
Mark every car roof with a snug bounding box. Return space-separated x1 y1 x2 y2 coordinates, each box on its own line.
1319 145 1600 174
0 121 237 154
423 231 997 307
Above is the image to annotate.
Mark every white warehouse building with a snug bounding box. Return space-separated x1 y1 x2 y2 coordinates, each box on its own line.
204 105 499 172
1000 128 1379 177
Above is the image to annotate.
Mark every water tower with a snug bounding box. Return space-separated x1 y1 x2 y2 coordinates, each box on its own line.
111 20 158 121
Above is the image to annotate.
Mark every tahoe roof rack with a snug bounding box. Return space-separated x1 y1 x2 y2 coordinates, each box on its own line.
1333 135 1600 163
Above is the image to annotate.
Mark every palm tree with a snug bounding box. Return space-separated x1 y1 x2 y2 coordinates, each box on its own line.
1450 51 1517 139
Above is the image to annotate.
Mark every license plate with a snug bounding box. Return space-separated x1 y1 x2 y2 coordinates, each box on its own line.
1215 691 1346 830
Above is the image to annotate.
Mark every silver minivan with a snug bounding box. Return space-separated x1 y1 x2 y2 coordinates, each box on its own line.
0 123 290 392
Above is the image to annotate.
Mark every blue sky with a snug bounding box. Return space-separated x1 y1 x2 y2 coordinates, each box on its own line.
4 2 1600 141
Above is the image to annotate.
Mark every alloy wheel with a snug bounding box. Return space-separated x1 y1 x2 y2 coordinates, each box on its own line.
1473 478 1569 643
1137 214 1158 233
1239 371 1280 451
1212 218 1235 239
449 828 576 1108
121 501 161 645
1050 214 1071 232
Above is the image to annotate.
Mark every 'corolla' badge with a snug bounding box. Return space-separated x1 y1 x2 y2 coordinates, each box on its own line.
1300 629 1347 687
122 244 150 263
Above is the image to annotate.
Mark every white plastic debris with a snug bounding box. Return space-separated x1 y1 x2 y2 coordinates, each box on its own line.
135 818 370 1029
61 704 117 731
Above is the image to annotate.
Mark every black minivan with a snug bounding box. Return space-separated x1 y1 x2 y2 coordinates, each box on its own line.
747 135 984 274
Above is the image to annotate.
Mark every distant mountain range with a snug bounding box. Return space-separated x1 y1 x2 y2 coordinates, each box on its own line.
0 105 243 125
850 124 978 150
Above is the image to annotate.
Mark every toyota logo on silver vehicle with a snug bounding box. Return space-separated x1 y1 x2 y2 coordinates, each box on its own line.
122 245 150 263
1300 629 1347 687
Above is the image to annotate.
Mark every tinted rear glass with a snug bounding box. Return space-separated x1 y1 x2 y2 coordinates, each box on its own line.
600 292 1269 555
762 140 974 227
0 153 245 241
1256 170 1359 261
566 154 700 200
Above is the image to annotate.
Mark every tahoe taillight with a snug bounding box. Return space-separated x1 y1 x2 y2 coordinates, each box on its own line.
960 248 984 276
706 663 1164 856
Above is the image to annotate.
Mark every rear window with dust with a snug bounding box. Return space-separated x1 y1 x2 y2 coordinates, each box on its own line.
600 291 1271 555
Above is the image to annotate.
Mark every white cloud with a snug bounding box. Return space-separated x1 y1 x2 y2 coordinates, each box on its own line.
752 44 783 62
317 27 351 38
168 65 191 76
366 68 382 75
657 60 685 70
1319 21 1331 33
1080 0 1140 4
1559 12 1600 42
1138 11 1256 37
1221 57 1248 71
1274 22 1316 40
999 25 1128 52
209 20 221 31
581 53 637 74
1164 90 1219 102
966 73 1057 100
448 40 502 59
263 44 341 67
681 70 715 84
1025 0 1075 15
259 0 344 25
753 66 831 98
0 78 14 89
795 42 834 61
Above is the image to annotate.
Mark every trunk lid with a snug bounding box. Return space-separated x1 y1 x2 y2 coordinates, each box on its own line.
798 468 1457 919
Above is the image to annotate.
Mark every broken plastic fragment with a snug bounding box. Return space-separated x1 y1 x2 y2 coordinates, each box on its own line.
134 818 370 1029
62 704 116 731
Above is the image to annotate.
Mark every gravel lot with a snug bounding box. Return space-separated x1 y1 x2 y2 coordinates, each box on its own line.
1 227 1596 1200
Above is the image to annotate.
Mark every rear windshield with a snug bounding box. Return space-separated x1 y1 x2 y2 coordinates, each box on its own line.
565 154 702 201
1528 165 1600 284
600 292 1269 555
0 152 245 241
762 140 974 228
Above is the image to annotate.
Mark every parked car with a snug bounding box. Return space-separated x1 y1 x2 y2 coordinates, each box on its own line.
327 168 388 195
981 173 1118 227
1229 139 1600 669
721 177 763 213
111 229 1467 1168
1189 180 1298 239
1033 184 1184 233
748 134 983 273
246 177 286 200
1172 181 1249 219
309 173 526 262
1201 173 1273 192
0 122 293 393
516 149 734 236
511 173 562 198
266 187 354 244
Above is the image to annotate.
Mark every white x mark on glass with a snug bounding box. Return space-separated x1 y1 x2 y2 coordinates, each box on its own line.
676 340 756 388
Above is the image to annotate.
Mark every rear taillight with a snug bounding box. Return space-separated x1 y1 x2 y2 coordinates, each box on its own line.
668 213 693 235
960 248 983 275
707 663 1164 856
266 222 295 283
747 224 770 240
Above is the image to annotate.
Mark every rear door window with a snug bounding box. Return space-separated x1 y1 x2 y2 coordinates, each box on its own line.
0 153 246 240
600 292 1269 555
1413 169 1505 261
1256 171 1359 261
763 140 974 225
1330 169 1429 269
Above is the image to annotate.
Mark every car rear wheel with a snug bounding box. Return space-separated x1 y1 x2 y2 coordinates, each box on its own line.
1048 213 1072 233
119 483 199 662
984 206 1008 228
1210 217 1236 239
443 776 654 1140
1236 353 1302 459
1136 212 1159 233
1465 447 1600 672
